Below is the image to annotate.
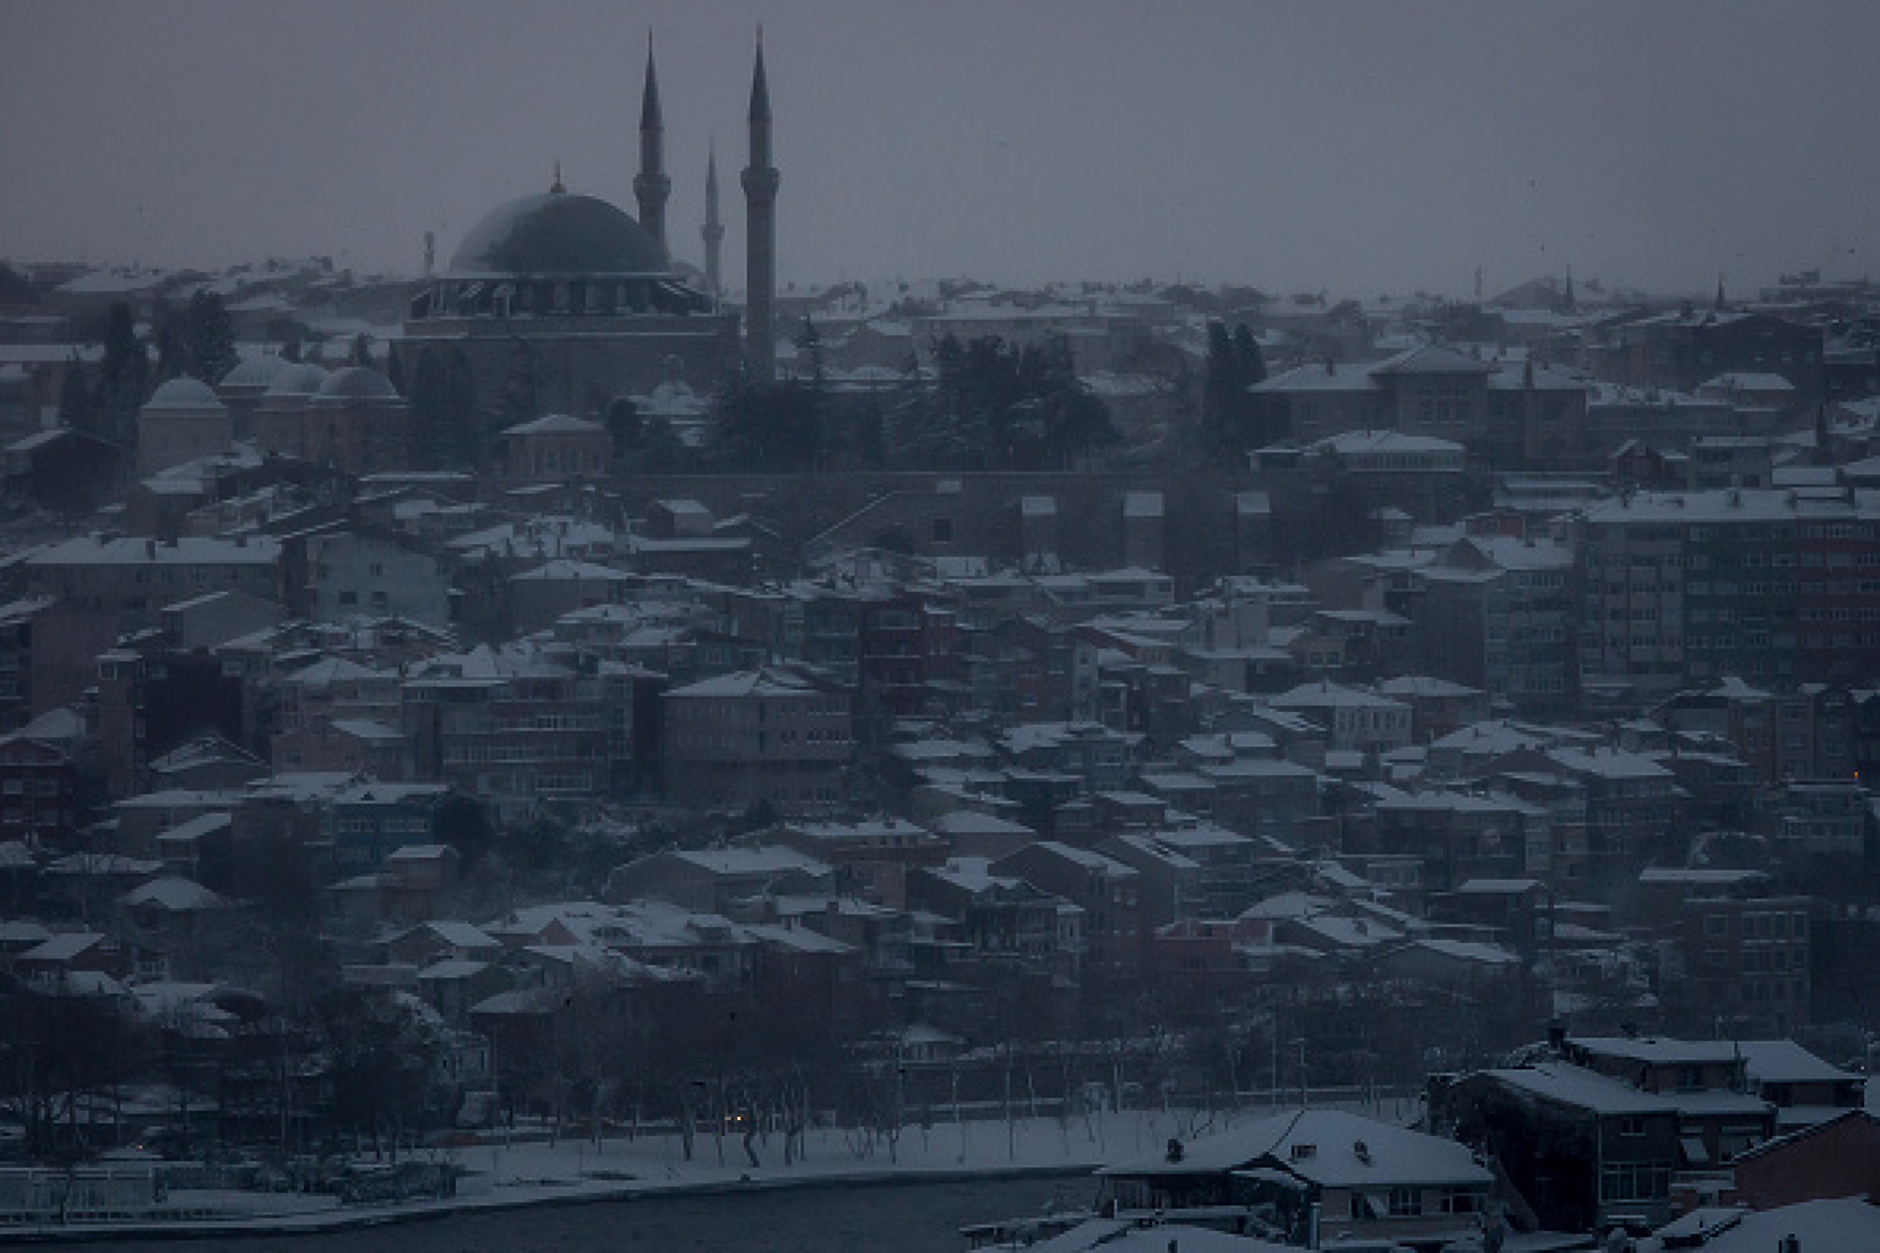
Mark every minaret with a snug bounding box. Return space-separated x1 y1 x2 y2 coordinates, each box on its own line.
741 31 780 383
701 142 725 299
634 33 671 253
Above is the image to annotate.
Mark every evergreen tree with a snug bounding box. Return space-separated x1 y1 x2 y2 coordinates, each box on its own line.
884 350 935 467
56 357 92 428
184 290 237 383
908 332 1116 470
1202 320 1270 453
605 395 643 457
445 350 481 467
1201 320 1244 451
794 316 827 387
148 291 236 385
90 302 150 450
151 296 188 383
1232 322 1267 387
638 413 688 473
706 367 826 471
405 349 450 469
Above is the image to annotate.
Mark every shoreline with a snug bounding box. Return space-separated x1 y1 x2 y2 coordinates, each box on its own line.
0 1130 1112 1244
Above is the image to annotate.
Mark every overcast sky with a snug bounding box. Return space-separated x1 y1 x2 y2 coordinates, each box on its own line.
4 0 1878 300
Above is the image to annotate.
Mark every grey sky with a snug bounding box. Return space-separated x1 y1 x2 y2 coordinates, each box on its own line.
4 0 1878 299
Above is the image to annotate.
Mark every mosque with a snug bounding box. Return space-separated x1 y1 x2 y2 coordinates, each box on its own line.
389 37 780 450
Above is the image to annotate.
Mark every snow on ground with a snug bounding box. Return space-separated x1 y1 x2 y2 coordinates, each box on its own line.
18 1100 1416 1238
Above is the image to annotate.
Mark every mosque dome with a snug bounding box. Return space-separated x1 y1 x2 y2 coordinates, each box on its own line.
218 354 292 392
264 362 331 398
315 366 402 404
144 376 223 410
448 190 669 278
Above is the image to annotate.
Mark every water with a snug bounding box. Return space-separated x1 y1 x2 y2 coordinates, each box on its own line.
54 1174 1094 1253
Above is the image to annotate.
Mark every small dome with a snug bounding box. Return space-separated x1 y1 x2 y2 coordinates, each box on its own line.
315 366 402 404
218 354 292 392
448 191 669 278
264 362 331 397
144 376 224 410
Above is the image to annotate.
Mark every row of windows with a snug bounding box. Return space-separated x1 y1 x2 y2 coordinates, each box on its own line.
1705 910 1809 938
442 743 602 764
1742 978 1807 1003
1600 1161 1670 1203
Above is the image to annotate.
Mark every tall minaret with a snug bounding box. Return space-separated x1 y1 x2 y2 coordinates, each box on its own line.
741 31 780 383
634 33 670 253
701 142 725 299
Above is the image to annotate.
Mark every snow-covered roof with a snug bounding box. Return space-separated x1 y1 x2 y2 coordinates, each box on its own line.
668 846 832 877
1100 1107 1490 1190
1738 1039 1861 1087
1572 1035 1747 1067
26 534 281 567
1582 486 1880 525
1699 371 1796 392
1480 1062 1676 1116
1641 1199 1880 1253
404 920 499 949
18 931 109 963
1270 681 1408 711
666 668 823 699
1545 745 1673 781
502 412 605 436
121 876 224 912
1376 675 1483 699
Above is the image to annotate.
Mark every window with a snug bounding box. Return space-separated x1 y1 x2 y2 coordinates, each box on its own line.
1388 1187 1422 1217
1601 1162 1669 1203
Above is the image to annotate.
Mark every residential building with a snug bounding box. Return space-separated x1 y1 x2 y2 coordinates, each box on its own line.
659 667 852 815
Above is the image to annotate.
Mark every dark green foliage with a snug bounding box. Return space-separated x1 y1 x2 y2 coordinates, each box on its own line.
433 792 494 868
56 357 91 427
316 987 442 1148
405 349 449 470
794 316 827 388
605 395 642 455
706 367 826 471
0 263 35 306
499 339 538 428
152 291 238 385
445 349 481 466
1201 320 1271 453
1231 323 1266 385
888 333 1116 470
404 347 481 469
84 302 150 451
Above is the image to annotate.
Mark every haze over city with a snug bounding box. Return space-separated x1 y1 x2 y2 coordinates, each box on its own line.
5 0 1880 296
10 3 1880 1249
